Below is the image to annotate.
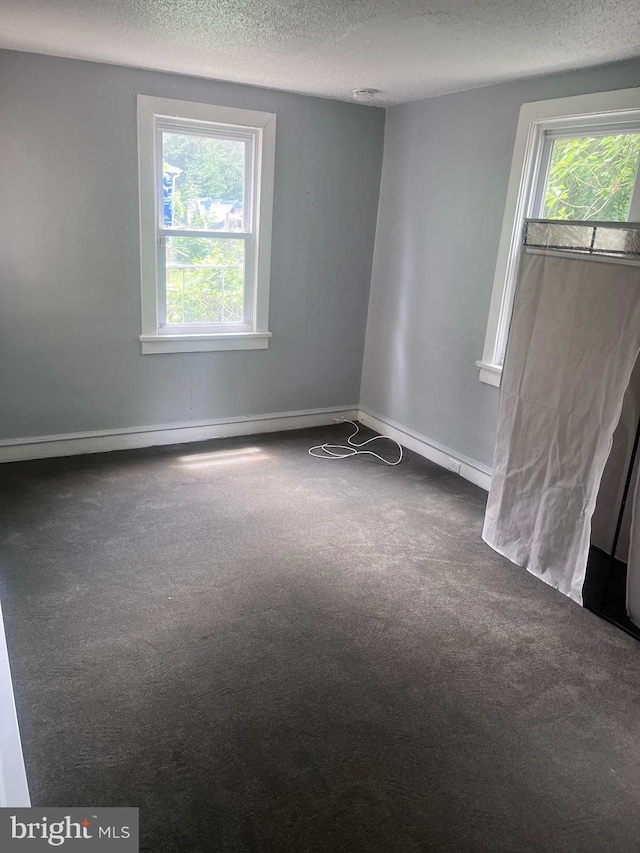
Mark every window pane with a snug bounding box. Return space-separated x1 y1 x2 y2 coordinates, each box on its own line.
542 133 640 222
525 221 596 249
524 221 640 257
165 237 245 326
162 131 246 231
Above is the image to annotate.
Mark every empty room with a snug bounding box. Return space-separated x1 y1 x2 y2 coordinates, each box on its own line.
2 1 640 850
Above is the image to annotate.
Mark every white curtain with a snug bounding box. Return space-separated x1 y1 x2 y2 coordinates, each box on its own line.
483 250 640 605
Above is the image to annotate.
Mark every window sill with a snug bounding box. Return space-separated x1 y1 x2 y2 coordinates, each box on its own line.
476 361 502 387
140 332 272 354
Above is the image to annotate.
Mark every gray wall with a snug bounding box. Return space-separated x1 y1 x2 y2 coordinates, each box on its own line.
0 50 384 439
360 58 640 471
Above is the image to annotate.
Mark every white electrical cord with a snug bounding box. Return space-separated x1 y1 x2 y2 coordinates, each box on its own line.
309 419 403 465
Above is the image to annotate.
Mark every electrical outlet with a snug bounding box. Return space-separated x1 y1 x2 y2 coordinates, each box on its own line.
446 458 461 475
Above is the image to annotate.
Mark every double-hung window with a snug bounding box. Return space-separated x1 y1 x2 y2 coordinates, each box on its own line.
137 96 276 353
478 87 640 386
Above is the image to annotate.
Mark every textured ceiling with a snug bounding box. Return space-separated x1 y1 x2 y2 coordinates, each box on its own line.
1 0 639 106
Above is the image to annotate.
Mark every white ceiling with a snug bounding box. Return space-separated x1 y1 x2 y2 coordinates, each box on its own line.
1 0 639 106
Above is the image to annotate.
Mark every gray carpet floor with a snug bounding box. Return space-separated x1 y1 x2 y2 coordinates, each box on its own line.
1 423 640 852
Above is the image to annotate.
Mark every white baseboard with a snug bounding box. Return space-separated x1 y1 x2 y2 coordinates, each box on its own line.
357 409 492 491
0 597 30 807
0 406 359 464
0 404 491 493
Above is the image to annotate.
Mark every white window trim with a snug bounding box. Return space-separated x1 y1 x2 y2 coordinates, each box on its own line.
137 95 276 354
478 87 640 387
